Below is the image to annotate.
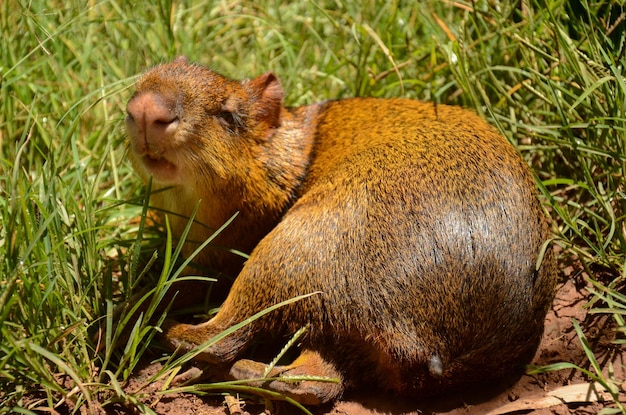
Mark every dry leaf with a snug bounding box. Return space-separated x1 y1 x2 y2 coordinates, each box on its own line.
485 382 613 415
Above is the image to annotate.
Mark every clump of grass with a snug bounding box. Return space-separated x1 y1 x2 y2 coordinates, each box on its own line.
466 2 624 265
1 0 625 413
0 1 146 411
448 1 626 272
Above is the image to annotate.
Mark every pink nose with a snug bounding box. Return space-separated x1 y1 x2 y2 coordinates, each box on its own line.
126 92 179 157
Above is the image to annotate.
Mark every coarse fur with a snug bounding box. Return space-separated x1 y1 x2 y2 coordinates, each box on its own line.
125 56 557 405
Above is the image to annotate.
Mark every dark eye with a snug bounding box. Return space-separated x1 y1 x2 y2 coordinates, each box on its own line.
218 111 236 126
217 110 245 132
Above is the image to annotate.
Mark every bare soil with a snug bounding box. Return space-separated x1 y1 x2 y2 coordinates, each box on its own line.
103 255 625 415
29 253 625 415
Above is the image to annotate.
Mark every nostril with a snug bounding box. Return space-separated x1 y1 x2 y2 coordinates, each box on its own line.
154 116 179 126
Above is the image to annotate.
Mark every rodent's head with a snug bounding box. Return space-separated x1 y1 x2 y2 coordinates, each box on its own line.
125 56 284 188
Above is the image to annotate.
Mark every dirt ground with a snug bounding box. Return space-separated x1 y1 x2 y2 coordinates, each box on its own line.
28 253 624 415
103 255 625 415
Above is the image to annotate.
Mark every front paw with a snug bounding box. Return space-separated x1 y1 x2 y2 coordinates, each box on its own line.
160 318 197 353
159 318 243 365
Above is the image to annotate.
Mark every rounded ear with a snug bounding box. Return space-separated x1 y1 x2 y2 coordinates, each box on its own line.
244 72 284 129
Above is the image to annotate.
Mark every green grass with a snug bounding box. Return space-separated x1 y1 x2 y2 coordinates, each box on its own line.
1 0 625 413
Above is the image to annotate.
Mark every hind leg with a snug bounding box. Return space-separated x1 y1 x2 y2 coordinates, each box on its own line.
229 349 344 405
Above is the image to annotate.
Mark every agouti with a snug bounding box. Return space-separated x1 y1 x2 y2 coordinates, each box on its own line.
125 56 557 405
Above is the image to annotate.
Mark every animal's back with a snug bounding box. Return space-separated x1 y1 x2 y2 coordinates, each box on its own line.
234 97 556 394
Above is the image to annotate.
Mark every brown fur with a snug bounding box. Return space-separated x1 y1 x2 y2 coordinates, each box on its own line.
125 57 557 405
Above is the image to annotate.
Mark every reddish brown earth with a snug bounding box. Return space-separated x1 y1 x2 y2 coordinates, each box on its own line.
26 254 625 415
104 255 625 415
